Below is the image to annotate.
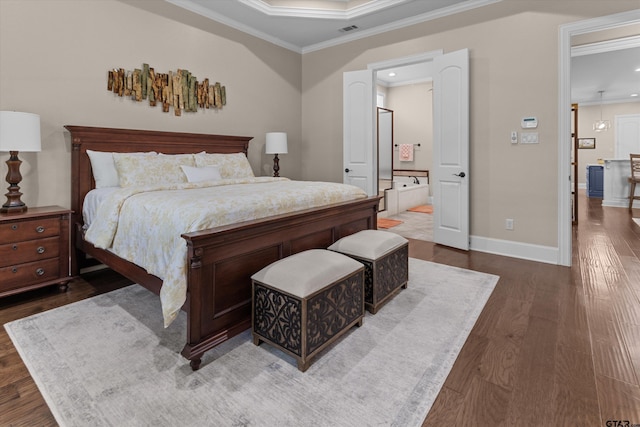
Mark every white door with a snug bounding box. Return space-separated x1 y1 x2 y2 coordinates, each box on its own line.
432 49 470 250
615 114 640 159
343 70 375 195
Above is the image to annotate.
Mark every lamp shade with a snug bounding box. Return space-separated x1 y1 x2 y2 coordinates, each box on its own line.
0 111 42 152
265 132 288 154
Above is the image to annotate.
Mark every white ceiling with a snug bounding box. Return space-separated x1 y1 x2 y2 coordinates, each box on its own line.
571 37 640 105
165 0 499 53
164 0 640 104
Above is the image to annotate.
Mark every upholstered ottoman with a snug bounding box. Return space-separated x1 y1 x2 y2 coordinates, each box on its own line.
251 249 364 372
328 229 408 314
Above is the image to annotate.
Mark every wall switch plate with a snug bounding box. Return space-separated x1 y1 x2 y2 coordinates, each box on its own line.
520 132 539 144
506 218 514 230
511 131 518 144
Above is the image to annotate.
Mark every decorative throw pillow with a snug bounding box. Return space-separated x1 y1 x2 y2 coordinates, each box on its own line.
180 165 222 183
86 150 157 188
194 152 255 179
114 153 196 187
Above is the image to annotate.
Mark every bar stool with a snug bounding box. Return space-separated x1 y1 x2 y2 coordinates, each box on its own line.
628 154 640 211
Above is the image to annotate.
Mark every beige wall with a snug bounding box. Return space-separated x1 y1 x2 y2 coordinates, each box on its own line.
0 0 302 209
301 0 640 248
387 82 433 172
576 103 640 184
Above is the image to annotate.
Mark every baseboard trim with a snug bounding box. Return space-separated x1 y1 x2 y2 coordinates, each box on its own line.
470 235 559 265
602 200 637 209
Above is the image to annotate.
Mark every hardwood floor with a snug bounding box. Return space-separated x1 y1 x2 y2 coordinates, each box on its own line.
1 192 639 426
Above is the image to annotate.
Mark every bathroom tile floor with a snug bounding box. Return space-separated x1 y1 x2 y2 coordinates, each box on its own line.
380 209 433 242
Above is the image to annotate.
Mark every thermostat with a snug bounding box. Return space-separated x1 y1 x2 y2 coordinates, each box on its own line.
521 117 538 129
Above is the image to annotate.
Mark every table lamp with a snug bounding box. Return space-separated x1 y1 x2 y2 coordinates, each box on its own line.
265 132 288 177
0 111 42 213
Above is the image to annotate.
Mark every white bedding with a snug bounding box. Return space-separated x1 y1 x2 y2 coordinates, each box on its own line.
83 187 120 228
83 177 367 327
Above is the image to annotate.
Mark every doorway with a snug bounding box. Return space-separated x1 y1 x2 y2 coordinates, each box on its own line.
371 54 438 242
559 9 640 266
367 50 470 248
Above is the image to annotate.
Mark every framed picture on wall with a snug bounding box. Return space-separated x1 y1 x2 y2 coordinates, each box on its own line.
578 138 596 149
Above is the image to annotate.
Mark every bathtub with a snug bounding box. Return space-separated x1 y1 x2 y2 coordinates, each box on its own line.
393 175 423 187
385 181 430 215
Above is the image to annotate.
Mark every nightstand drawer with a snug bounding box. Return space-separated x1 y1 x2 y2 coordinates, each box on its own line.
0 258 60 292
0 217 60 242
0 237 60 268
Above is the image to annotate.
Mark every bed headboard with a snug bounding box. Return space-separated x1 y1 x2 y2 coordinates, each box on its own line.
65 125 253 227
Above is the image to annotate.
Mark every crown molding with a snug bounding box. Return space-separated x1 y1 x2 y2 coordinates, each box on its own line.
165 0 303 52
238 0 410 20
302 0 502 53
165 0 502 54
572 34 640 56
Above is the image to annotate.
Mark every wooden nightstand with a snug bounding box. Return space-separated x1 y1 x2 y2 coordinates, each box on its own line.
0 206 73 297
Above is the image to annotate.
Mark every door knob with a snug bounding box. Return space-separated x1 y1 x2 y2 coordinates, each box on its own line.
344 168 350 173
453 172 466 178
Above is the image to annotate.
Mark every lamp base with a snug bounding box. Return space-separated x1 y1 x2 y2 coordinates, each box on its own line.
0 203 27 214
1 151 28 214
272 154 280 177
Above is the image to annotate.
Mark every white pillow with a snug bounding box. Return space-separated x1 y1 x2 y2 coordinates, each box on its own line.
194 152 255 179
114 153 196 187
86 150 156 188
180 165 222 183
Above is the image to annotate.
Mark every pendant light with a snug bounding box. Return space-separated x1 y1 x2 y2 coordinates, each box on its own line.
593 90 610 132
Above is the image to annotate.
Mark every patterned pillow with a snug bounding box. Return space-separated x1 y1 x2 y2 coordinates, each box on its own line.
86 150 157 188
194 152 255 179
113 153 196 187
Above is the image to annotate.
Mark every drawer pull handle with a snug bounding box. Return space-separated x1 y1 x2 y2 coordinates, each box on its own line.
11 224 18 230
36 268 45 276
36 226 45 233
12 244 18 250
37 246 45 254
12 267 18 273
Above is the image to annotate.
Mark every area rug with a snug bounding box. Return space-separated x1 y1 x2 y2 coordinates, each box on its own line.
408 205 433 214
5 259 498 427
634 218 640 228
377 217 403 228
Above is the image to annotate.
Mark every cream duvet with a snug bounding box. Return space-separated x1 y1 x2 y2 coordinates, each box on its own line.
84 177 367 326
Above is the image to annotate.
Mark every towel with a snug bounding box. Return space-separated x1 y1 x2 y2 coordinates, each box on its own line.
399 144 414 162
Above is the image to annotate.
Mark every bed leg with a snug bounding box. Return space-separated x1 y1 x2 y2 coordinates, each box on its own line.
190 357 202 371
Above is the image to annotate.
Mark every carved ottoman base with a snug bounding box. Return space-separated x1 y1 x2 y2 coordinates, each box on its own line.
251 249 364 372
328 229 409 314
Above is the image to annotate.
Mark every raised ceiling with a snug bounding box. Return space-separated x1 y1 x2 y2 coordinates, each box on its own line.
163 0 640 104
165 0 499 53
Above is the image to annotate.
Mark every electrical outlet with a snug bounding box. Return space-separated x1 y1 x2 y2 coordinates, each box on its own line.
506 218 514 230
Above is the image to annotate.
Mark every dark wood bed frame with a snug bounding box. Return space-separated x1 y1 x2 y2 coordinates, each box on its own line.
66 125 380 370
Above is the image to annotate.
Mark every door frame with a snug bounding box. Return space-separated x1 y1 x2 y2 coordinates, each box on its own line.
367 50 444 75
558 9 640 267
